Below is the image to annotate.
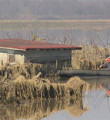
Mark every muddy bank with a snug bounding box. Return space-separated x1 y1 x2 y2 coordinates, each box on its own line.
0 76 89 104
0 97 88 120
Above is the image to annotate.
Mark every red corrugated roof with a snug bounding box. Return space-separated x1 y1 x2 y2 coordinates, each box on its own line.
0 38 82 51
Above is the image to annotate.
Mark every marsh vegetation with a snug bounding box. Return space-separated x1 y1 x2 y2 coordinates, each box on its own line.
0 71 89 104
0 20 110 31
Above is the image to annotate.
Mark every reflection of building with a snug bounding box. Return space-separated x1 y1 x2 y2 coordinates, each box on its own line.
0 39 81 68
0 98 88 120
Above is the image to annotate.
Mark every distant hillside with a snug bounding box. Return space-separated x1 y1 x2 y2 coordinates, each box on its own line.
0 0 110 20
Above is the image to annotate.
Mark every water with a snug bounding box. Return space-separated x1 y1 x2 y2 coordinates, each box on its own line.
0 76 110 120
42 76 110 120
0 28 110 47
0 24 110 120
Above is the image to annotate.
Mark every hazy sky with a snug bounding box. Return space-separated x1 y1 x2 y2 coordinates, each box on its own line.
0 0 110 19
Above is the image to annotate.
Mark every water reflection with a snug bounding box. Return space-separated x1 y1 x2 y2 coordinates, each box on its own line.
0 97 88 120
82 77 110 108
1 77 110 120
43 77 110 120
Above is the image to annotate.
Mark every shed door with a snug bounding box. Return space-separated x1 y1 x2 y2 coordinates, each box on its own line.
8 54 15 63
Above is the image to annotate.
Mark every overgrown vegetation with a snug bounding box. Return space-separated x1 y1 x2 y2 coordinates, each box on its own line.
0 64 48 82
72 44 110 70
0 20 110 30
0 76 89 104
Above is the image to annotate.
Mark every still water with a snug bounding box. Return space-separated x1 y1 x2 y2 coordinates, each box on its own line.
0 28 110 46
43 76 110 120
0 76 110 120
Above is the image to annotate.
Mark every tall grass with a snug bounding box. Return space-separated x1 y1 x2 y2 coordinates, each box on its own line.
0 76 89 104
72 44 110 70
0 19 110 30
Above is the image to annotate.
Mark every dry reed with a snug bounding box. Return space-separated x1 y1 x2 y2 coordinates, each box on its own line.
0 76 89 104
0 63 45 82
72 44 110 70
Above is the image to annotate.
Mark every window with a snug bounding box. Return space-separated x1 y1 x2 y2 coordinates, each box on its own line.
8 54 15 63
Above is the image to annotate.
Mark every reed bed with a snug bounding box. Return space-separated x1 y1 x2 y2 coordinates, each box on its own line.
72 44 110 70
0 63 46 82
0 76 89 104
0 20 110 30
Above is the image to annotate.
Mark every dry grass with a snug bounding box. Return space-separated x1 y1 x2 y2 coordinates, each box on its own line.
72 44 110 70
0 76 89 104
0 63 46 82
0 19 110 30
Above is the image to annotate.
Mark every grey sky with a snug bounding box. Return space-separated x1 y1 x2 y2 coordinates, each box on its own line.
0 0 110 19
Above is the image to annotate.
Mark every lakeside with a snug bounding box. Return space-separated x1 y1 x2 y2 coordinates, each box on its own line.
0 19 110 30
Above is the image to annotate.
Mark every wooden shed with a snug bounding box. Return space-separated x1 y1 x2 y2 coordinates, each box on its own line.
0 39 82 67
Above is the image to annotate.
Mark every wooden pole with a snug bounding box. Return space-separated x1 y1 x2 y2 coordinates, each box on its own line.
56 59 58 69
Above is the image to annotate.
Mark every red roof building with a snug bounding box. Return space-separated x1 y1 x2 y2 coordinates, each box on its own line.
0 38 82 51
0 39 82 66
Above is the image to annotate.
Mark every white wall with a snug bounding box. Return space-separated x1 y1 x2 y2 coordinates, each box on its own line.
15 54 24 64
0 48 25 66
0 53 8 66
